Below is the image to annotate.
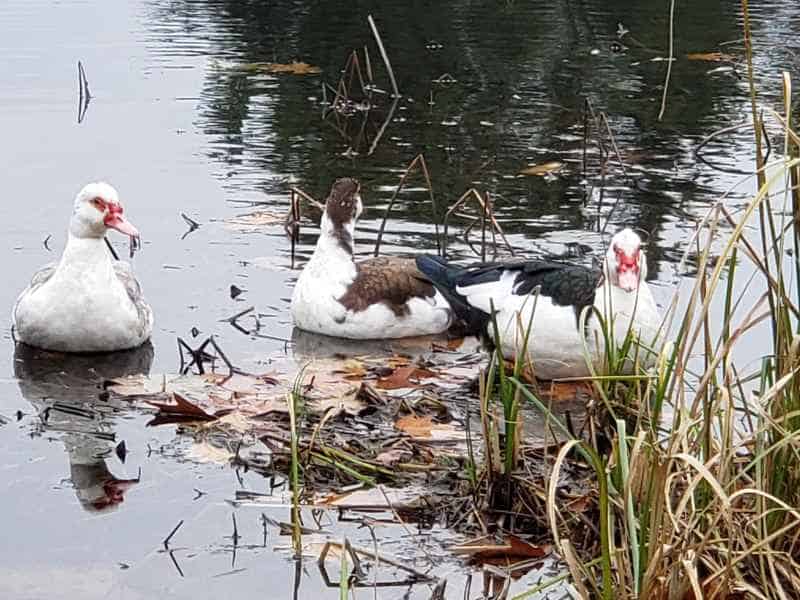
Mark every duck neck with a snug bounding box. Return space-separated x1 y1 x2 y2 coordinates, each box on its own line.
314 213 355 263
59 232 113 270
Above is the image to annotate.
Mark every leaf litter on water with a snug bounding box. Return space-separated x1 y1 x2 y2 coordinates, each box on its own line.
519 161 564 177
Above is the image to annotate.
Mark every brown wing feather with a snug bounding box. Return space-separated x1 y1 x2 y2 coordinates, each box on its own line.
338 257 435 316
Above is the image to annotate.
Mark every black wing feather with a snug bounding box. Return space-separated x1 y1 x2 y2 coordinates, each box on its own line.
456 260 602 319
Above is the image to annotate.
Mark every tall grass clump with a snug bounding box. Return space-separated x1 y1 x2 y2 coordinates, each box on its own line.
507 77 800 598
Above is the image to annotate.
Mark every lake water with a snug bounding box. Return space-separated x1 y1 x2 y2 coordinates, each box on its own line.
0 1 798 598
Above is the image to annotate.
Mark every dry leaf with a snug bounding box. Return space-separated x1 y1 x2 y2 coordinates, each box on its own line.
375 447 413 466
331 359 367 380
540 381 593 402
519 161 564 176
452 535 550 562
224 210 285 231
395 415 463 442
386 355 411 369
202 372 278 392
686 52 735 62
317 487 423 511
236 61 322 75
146 393 217 424
564 493 593 513
376 365 438 390
307 383 366 417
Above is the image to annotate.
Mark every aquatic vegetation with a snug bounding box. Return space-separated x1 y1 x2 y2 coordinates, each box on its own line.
492 84 800 600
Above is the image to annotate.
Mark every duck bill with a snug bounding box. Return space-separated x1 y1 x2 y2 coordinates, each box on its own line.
105 214 140 238
618 269 640 292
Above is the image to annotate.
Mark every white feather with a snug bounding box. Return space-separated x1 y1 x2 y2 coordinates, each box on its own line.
486 273 661 379
14 236 153 352
455 270 518 313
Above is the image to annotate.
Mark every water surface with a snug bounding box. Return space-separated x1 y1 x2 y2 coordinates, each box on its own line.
1 1 799 598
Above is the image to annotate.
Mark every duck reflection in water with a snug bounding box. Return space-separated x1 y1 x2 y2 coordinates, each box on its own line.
13 343 154 512
290 326 465 362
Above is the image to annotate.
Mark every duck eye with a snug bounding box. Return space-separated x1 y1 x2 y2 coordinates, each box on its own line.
91 197 106 210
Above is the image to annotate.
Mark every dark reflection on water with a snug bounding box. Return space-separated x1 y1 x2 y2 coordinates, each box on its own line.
14 344 154 512
143 0 799 283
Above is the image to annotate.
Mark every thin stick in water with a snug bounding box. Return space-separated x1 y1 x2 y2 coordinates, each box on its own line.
657 0 676 121
163 519 184 549
367 15 399 98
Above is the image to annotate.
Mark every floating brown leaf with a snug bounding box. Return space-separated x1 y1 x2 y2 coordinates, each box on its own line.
395 414 463 442
237 61 322 75
146 393 217 425
316 487 423 511
686 52 735 62
331 359 367 380
307 383 366 417
376 365 438 390
223 210 286 231
451 535 550 562
540 381 593 402
519 161 564 177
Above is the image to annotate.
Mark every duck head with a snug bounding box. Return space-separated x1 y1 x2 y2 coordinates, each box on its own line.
70 182 139 240
605 228 647 293
321 177 362 254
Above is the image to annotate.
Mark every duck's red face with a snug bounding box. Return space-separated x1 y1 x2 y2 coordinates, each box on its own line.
92 197 139 237
608 229 644 292
614 244 641 292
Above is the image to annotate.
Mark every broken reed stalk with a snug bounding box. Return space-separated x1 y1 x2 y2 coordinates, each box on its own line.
367 15 399 98
373 154 441 256
584 99 609 222
288 371 304 559
367 97 399 156
442 188 514 259
338 537 350 598
363 45 373 83
163 519 184 549
657 0 675 121
285 186 323 268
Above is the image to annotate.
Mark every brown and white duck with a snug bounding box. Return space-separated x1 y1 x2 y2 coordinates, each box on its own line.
290 178 453 339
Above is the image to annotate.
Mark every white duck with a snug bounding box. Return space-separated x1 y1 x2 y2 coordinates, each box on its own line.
13 182 153 352
291 178 453 339
417 229 663 379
